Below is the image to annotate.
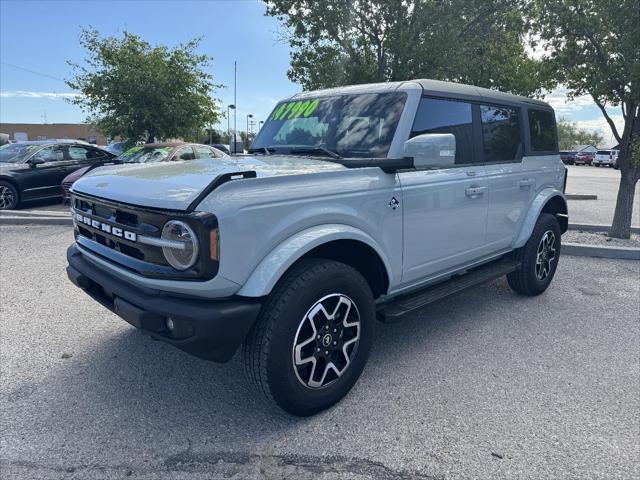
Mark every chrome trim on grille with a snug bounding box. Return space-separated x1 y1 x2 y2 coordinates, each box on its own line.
137 235 186 250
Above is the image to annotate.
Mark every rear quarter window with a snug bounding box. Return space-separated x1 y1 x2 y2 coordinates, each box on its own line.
528 109 557 152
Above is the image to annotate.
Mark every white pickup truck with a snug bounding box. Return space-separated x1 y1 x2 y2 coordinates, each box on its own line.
66 79 568 415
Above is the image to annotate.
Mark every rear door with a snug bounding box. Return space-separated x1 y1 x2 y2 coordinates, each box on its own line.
481 104 532 251
399 97 489 284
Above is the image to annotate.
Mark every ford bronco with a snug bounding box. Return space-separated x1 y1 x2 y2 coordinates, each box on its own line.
66 79 568 416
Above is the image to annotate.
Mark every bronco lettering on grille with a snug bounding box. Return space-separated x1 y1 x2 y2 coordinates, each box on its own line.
74 213 137 242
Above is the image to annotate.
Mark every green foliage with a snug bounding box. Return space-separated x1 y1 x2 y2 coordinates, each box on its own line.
264 0 546 96
557 118 604 150
529 0 639 108
66 28 222 143
528 0 639 237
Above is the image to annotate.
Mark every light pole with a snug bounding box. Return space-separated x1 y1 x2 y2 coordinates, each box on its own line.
258 120 264 131
227 104 235 148
233 61 237 153
246 113 253 148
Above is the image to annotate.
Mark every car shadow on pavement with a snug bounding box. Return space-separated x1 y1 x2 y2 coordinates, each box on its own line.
7 276 544 458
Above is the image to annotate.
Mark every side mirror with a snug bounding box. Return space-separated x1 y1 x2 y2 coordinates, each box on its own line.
29 157 46 167
403 133 456 169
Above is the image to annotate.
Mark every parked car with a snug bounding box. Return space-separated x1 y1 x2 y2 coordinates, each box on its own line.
574 151 594 165
593 149 619 167
61 142 229 202
559 151 577 165
0 141 116 209
66 79 567 415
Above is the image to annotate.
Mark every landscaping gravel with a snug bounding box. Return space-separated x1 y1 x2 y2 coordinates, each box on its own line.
564 230 640 248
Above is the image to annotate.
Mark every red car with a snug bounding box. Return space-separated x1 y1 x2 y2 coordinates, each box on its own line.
574 151 594 165
62 142 228 202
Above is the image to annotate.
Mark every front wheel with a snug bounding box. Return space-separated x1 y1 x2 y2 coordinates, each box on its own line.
0 181 19 210
508 213 561 296
243 258 375 416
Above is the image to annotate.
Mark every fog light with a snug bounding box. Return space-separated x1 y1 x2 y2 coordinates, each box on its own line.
166 317 175 332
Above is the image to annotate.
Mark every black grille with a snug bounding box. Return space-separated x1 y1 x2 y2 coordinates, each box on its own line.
70 193 219 280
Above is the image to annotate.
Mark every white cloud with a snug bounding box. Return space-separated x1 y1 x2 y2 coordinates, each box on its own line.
0 90 80 99
544 87 593 114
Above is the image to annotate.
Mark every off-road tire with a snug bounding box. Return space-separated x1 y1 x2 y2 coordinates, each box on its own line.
243 258 375 416
508 213 561 296
0 181 19 210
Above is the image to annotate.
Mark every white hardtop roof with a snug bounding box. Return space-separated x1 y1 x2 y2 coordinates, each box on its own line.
284 79 551 110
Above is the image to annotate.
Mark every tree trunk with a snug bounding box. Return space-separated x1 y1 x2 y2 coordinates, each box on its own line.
609 110 639 239
609 172 639 238
146 131 155 144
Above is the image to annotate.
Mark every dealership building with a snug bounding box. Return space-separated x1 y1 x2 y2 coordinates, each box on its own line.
0 123 108 144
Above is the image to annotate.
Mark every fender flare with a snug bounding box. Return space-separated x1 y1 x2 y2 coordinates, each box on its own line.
513 188 567 248
236 224 393 298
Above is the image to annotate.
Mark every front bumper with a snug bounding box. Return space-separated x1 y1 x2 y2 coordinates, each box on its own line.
66 243 262 362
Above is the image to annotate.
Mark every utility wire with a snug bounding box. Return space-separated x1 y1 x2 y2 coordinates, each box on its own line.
1 61 66 82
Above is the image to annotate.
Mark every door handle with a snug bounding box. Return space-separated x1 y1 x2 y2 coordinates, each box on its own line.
465 186 487 197
518 178 534 188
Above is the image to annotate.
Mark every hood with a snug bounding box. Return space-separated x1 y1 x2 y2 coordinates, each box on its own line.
71 156 347 210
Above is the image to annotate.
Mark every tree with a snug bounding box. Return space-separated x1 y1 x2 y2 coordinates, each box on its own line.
529 0 640 238
264 0 547 96
67 29 222 144
557 118 605 150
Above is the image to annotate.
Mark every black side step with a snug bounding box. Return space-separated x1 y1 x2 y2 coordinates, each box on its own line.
377 258 520 322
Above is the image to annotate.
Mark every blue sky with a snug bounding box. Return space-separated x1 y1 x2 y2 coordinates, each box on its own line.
0 0 623 146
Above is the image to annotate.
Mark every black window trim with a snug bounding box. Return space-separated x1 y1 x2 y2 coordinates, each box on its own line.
477 101 525 165
525 107 559 156
411 95 482 167
411 95 527 169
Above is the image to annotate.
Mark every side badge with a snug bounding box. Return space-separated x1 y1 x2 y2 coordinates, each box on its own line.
388 197 399 210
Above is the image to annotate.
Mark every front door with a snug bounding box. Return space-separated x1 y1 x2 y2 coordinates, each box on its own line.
398 96 489 285
20 145 68 199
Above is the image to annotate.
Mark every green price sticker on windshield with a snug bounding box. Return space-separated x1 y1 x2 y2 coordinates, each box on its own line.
271 99 319 121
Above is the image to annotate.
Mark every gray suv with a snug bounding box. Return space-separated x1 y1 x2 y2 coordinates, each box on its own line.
66 79 568 415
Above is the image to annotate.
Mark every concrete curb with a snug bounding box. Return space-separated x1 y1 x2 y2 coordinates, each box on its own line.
0 216 73 226
565 194 598 200
568 223 640 234
0 210 69 218
563 242 640 260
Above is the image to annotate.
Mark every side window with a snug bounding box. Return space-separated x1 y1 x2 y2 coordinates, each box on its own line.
528 109 557 152
35 146 65 162
174 147 195 161
194 146 221 159
411 97 475 165
480 105 521 163
68 146 92 161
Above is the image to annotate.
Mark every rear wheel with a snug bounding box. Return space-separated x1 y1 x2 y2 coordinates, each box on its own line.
0 181 19 210
508 213 561 296
243 258 375 416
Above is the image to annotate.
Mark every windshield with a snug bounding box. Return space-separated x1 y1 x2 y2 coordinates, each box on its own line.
0 143 41 163
120 146 172 164
252 92 407 158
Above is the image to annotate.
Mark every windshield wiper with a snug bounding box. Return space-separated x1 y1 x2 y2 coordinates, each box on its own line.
289 146 342 159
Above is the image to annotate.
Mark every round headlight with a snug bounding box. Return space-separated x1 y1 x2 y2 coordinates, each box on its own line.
161 220 199 270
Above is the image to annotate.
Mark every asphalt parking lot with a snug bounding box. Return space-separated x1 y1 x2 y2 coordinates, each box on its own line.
565 165 640 226
1 224 638 479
